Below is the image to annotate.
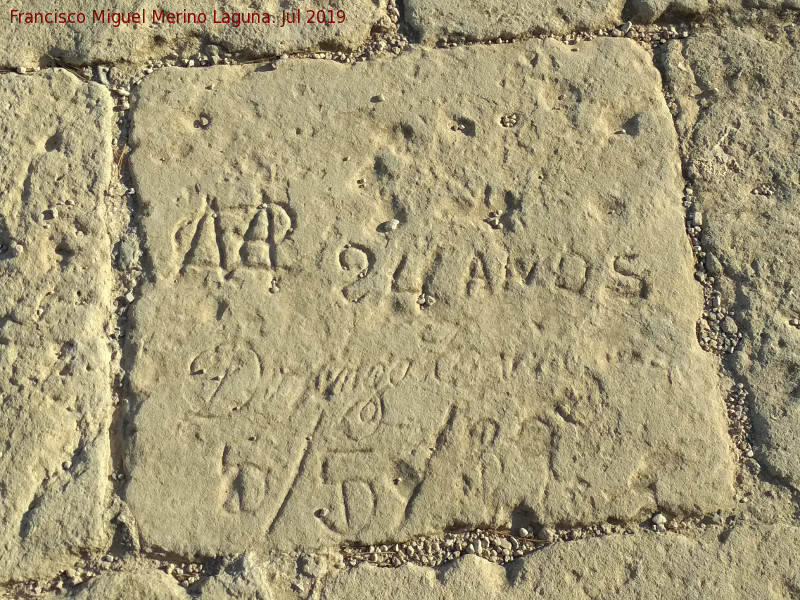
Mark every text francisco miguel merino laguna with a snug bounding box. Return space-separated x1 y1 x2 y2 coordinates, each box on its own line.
9 9 347 27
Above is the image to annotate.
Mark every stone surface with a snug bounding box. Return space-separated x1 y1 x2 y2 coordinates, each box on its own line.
1 1 384 68
661 26 800 489
403 0 709 43
195 553 274 600
325 524 800 599
124 37 734 559
24 524 800 598
0 71 113 580
72 571 188 600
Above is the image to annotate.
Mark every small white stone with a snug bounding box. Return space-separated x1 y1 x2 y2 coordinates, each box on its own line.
386 218 400 231
652 513 667 525
518 527 529 537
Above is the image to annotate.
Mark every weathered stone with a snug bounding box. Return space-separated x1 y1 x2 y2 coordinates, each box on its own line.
33 559 278 600
124 38 734 558
324 524 800 599
403 0 709 43
196 553 273 600
661 27 800 489
0 71 113 581
2 2 384 68
72 571 189 600
623 0 709 22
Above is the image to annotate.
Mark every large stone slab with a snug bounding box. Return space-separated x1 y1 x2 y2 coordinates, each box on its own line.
125 38 734 558
0 71 113 581
2 1 384 68
660 27 800 489
325 524 800 599
402 0 709 43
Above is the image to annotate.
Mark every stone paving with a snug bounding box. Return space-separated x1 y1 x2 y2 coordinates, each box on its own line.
0 2 799 599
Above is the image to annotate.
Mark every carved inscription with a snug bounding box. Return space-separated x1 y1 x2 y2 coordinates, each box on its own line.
172 187 652 309
189 342 261 416
181 194 297 274
126 41 733 556
334 242 647 306
222 444 273 514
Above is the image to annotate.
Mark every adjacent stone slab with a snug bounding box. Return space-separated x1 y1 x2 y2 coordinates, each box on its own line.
195 553 276 600
661 27 800 489
72 571 189 600
403 0 709 43
0 72 113 581
125 38 734 558
325 524 800 599
2 2 384 68
34 554 291 599
32 524 800 598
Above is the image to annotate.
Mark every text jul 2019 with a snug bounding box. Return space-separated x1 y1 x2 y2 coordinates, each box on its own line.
9 9 347 28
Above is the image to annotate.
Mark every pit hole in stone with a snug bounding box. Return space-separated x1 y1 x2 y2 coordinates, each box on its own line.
195 114 212 130
45 131 63 152
620 115 642 137
452 117 476 137
55 241 75 265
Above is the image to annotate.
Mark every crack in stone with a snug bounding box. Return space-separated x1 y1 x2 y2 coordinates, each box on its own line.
338 509 735 570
